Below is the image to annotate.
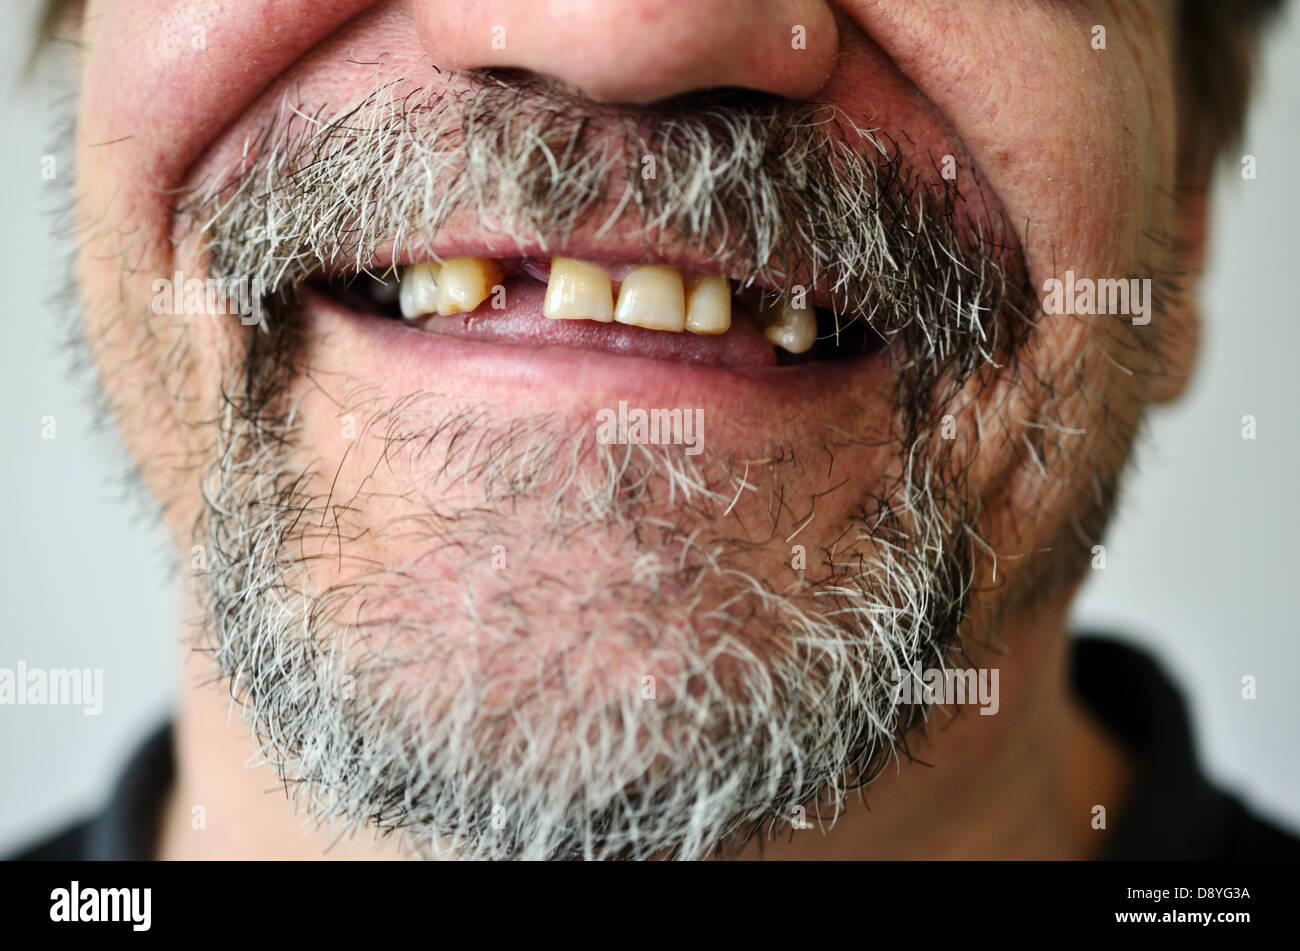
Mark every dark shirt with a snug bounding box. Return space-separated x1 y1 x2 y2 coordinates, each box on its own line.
9 636 1300 860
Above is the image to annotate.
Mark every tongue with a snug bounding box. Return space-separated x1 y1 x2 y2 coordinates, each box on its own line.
416 276 778 369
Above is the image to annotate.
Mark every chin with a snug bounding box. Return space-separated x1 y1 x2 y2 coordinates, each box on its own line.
188 322 970 858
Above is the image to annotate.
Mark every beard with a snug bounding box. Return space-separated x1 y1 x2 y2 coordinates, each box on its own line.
200 380 975 860
185 71 1035 860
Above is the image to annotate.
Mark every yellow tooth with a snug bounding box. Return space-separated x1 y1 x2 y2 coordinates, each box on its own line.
614 266 686 332
684 275 731 335
759 296 817 354
435 257 504 316
399 261 442 319
543 258 614 322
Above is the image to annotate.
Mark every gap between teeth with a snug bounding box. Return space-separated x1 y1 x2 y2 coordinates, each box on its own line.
397 257 817 354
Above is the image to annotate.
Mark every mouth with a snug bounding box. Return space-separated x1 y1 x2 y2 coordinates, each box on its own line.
308 253 890 371
81 0 1057 479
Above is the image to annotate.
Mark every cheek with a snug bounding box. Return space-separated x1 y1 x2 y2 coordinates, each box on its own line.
835 0 1179 548
74 154 247 546
839 0 1178 292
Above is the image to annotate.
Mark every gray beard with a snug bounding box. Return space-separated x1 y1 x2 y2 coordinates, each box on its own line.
182 71 1022 859
194 380 973 860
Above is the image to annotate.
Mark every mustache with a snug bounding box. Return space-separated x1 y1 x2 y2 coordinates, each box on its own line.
182 69 1031 380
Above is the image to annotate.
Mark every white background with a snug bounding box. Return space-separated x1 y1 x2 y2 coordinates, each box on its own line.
2 7 1297 853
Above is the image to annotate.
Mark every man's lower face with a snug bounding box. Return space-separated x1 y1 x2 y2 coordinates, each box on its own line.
74 1 1175 858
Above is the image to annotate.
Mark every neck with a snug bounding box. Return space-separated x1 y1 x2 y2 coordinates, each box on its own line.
157 595 1128 860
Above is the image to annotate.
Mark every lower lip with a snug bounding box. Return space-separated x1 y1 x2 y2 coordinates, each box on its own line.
300 287 894 441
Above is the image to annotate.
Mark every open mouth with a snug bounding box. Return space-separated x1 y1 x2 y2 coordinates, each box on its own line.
310 255 889 370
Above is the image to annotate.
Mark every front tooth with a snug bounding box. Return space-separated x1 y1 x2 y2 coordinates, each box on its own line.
614 266 686 332
759 297 817 354
399 261 442 319
543 258 614 322
685 275 731 335
435 257 504 316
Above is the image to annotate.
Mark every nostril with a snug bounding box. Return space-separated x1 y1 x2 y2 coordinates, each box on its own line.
413 0 839 107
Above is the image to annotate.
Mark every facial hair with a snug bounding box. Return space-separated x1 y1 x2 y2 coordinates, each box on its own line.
185 71 1033 859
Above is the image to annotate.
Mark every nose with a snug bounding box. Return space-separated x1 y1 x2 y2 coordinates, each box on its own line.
413 0 839 104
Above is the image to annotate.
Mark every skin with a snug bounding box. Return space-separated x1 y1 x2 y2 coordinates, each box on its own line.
69 0 1204 859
